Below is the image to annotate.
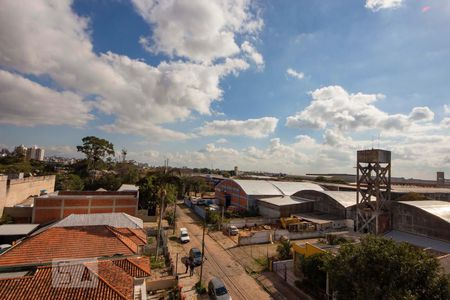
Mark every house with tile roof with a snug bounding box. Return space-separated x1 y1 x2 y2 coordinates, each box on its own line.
0 256 151 300
0 225 147 267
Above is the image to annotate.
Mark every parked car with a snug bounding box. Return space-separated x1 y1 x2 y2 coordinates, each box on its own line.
208 277 232 300
189 247 203 266
0 244 11 254
179 228 190 243
228 225 239 236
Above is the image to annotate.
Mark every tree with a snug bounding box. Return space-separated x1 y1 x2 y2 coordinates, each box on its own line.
55 174 84 191
121 148 127 162
326 235 450 300
277 239 292 260
76 136 114 170
300 252 330 290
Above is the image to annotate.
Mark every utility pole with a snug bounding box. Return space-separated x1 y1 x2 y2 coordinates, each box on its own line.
155 189 166 259
172 196 178 235
199 216 207 286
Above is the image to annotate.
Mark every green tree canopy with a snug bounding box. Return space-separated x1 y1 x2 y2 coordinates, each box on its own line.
326 235 450 300
76 136 114 170
55 174 84 191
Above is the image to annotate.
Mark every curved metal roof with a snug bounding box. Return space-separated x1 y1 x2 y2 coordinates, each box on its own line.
230 179 324 196
398 201 450 224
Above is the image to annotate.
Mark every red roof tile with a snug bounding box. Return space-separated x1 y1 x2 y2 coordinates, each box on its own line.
0 257 150 300
0 226 146 267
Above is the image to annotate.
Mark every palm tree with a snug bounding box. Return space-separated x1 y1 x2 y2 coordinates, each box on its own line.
277 239 292 260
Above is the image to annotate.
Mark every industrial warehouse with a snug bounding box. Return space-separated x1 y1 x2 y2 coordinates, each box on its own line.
215 149 450 252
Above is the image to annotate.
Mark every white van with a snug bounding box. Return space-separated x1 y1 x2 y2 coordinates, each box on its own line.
179 227 190 243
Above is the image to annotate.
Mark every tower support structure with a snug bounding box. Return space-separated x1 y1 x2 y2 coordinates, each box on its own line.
356 149 391 234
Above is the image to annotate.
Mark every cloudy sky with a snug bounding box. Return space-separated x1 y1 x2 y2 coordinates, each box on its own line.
0 0 449 179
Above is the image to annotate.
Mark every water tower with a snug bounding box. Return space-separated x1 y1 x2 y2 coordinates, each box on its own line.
356 149 391 234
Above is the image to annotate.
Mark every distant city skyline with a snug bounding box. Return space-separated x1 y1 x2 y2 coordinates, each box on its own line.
1 0 449 180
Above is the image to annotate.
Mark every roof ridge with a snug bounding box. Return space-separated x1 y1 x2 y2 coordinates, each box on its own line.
125 258 151 277
266 180 286 196
84 263 129 300
105 226 138 253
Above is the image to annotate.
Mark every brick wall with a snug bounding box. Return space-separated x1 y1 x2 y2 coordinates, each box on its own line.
33 193 138 224
215 180 248 210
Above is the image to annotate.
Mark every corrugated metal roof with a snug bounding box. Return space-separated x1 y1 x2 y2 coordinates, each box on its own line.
53 213 143 229
257 196 313 206
385 230 450 253
117 184 139 191
398 200 450 224
320 191 358 208
232 180 323 196
0 224 39 236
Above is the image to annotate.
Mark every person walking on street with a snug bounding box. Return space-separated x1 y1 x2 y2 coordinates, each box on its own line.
184 257 190 274
189 261 195 277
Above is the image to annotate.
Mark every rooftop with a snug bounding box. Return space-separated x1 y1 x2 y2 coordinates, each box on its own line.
52 213 143 229
117 184 139 191
397 200 450 224
385 230 450 254
0 225 146 267
231 179 324 196
0 224 39 236
257 196 312 206
0 256 150 300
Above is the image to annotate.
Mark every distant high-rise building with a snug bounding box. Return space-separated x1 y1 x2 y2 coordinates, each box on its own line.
13 145 27 157
437 172 445 186
26 145 45 161
234 166 239 176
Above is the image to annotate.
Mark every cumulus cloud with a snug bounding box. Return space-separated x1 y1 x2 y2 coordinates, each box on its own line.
132 0 263 63
408 106 434 122
444 104 450 115
0 70 93 127
365 0 403 11
0 0 258 140
241 41 264 66
286 68 304 80
216 138 228 144
198 117 278 138
286 85 434 133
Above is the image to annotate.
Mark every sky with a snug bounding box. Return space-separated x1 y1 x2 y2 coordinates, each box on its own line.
0 0 449 179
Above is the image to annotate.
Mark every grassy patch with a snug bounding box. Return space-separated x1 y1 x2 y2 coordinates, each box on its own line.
169 236 178 242
150 256 165 269
195 281 206 294
255 257 268 268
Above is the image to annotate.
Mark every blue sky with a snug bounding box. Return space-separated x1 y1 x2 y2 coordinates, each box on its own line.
0 0 449 179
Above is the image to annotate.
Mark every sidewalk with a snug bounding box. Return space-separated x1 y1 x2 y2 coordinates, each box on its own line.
166 231 203 300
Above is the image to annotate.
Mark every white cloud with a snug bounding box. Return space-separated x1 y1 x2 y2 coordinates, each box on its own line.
0 70 93 127
444 104 450 115
132 0 263 63
286 85 434 133
286 68 304 80
198 117 278 138
241 41 264 66
216 138 228 144
408 106 434 122
365 0 403 11
441 118 450 128
0 0 254 140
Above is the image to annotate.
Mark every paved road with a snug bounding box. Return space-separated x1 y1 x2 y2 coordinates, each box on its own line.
175 204 272 300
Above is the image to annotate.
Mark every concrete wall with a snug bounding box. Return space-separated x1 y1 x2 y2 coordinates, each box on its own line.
226 217 278 229
0 175 55 216
238 229 325 245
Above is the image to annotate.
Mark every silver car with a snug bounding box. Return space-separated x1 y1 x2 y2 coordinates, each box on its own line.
208 277 231 300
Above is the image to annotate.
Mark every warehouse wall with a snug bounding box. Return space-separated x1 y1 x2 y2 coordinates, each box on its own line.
391 202 450 241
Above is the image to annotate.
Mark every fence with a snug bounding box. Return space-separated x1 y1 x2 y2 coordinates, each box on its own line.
272 259 296 286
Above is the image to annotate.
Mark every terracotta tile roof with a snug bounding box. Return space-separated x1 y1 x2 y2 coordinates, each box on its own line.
0 226 146 267
0 257 150 300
